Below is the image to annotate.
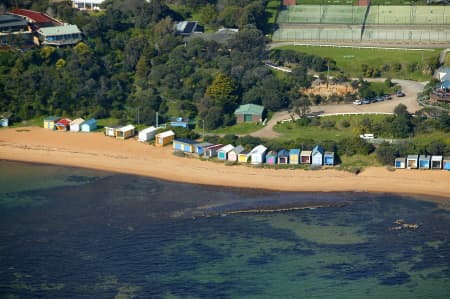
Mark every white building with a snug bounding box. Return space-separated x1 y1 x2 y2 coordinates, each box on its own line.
250 145 267 165
138 126 157 142
70 118 84 132
72 0 104 10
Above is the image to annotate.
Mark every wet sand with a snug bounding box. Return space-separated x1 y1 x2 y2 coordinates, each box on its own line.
0 127 449 199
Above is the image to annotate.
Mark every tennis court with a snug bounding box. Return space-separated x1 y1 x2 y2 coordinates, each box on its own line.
277 5 368 24
366 5 450 25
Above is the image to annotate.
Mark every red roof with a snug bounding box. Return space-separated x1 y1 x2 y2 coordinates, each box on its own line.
8 9 62 25
56 118 71 126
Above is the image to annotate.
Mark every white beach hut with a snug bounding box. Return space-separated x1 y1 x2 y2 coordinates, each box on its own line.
138 126 157 142
250 145 267 165
70 118 85 132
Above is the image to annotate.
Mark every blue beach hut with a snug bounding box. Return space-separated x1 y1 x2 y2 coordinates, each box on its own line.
80 119 97 132
324 152 335 166
278 149 290 164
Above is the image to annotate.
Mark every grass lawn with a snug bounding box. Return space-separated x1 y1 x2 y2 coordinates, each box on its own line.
276 45 441 81
368 81 399 95
208 122 263 135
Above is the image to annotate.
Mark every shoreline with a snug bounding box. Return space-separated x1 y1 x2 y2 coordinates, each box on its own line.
1 127 449 201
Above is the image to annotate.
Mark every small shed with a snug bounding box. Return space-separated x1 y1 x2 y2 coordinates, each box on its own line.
116 125 135 140
419 155 431 169
169 117 194 129
431 155 443 169
443 157 450 170
204 144 223 158
238 150 251 163
43 116 60 129
300 150 312 164
217 144 235 160
194 142 213 155
324 152 335 166
311 145 324 166
234 104 264 123
80 119 97 132
55 118 71 131
173 138 198 153
250 145 267 165
289 149 300 165
278 149 290 164
138 126 157 142
395 157 406 169
407 154 419 169
70 118 84 132
105 125 121 137
155 130 175 147
266 150 278 165
0 118 9 127
228 145 245 162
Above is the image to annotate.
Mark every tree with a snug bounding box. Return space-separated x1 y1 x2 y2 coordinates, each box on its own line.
376 143 398 165
291 96 310 118
206 72 238 113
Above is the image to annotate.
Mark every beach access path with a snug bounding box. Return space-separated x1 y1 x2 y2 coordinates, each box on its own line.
1 127 449 199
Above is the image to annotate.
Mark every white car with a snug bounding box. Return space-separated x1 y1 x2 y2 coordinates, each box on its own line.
353 100 362 105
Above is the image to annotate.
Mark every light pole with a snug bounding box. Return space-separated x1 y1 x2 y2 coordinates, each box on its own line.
202 119 205 141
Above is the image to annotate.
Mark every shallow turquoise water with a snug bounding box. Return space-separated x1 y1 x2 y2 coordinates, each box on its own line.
0 160 449 298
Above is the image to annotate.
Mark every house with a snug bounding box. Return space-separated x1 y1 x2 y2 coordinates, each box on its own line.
72 0 104 10
311 145 324 166
250 145 267 165
278 149 290 164
324 152 335 166
155 130 175 147
8 9 62 28
228 145 245 162
70 118 84 132
169 117 194 129
37 24 82 46
418 155 431 169
204 144 223 158
55 118 71 131
300 150 312 164
80 118 96 132
443 157 450 170
193 142 213 155
217 144 234 160
289 149 300 165
407 154 419 169
0 14 33 47
395 157 406 169
234 104 264 123
138 126 157 142
431 155 443 169
238 150 251 163
104 125 121 137
116 125 135 140
43 116 59 129
173 138 198 153
0 117 9 127
175 21 199 36
266 150 278 165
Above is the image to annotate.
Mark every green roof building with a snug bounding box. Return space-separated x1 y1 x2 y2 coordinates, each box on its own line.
234 104 264 123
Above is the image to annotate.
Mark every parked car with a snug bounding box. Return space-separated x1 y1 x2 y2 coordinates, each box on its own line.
362 99 370 104
383 94 392 100
396 91 405 97
353 100 362 105
376 96 384 102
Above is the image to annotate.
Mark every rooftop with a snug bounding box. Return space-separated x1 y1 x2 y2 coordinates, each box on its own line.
38 24 81 36
156 130 175 138
8 9 62 26
250 145 267 154
70 118 84 125
117 124 135 132
219 144 234 153
0 14 28 30
234 104 264 115
175 21 198 35
290 149 300 154
174 138 198 145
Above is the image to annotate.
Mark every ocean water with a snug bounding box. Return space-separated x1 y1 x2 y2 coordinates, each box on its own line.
0 160 449 298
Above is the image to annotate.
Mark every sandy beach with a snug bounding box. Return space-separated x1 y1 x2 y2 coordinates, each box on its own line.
0 127 449 199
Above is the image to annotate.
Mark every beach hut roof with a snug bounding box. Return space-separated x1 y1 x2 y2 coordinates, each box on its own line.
44 116 60 121
232 145 245 154
239 150 250 155
174 138 198 145
290 149 300 155
312 145 324 154
301 150 312 155
266 150 277 156
419 155 431 160
194 142 213 148
395 157 406 161
205 144 224 150
431 155 443 161
139 126 156 134
157 130 175 138
407 154 419 159
324 152 334 157
278 149 289 157
56 118 71 126
219 144 234 153
82 119 96 125
70 118 85 125
117 124 135 132
250 145 267 155
105 125 122 129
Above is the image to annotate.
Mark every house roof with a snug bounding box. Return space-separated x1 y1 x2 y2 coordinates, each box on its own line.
56 118 71 126
232 145 245 154
0 14 28 29
175 21 198 35
301 150 312 156
157 130 175 138
38 24 81 36
44 116 60 121
234 104 264 115
250 145 267 155
278 149 289 157
218 144 234 153
174 138 198 145
139 126 156 134
407 154 419 159
290 149 300 155
70 118 85 125
117 124 135 132
8 9 62 25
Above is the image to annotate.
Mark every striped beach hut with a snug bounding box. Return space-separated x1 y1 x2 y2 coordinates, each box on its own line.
431 156 443 169
43 116 59 129
217 144 234 160
80 119 97 132
266 150 278 165
395 157 406 169
300 150 312 164
250 145 267 165
194 142 213 155
155 130 175 147
278 149 289 164
324 152 335 166
311 145 324 166
204 144 223 158
238 150 251 163
289 149 300 165
55 118 71 131
228 145 244 162
407 155 419 169
138 126 157 142
173 138 198 153
116 125 135 140
70 118 84 132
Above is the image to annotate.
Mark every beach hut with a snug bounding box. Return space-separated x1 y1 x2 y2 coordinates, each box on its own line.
70 118 84 132
418 155 431 169
173 138 198 153
194 142 213 155
204 144 223 158
228 145 244 162
250 145 267 165
80 119 97 132
0 117 9 127
138 126 157 142
431 156 443 169
55 118 71 131
311 145 324 166
289 149 300 165
443 157 450 170
217 144 234 160
155 130 175 147
324 152 335 166
407 155 419 169
238 150 251 163
300 150 312 164
105 125 121 137
43 116 59 129
116 125 135 140
395 157 406 169
278 149 289 164
266 150 278 165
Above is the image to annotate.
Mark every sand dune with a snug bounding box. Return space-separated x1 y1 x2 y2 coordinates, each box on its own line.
0 127 449 200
